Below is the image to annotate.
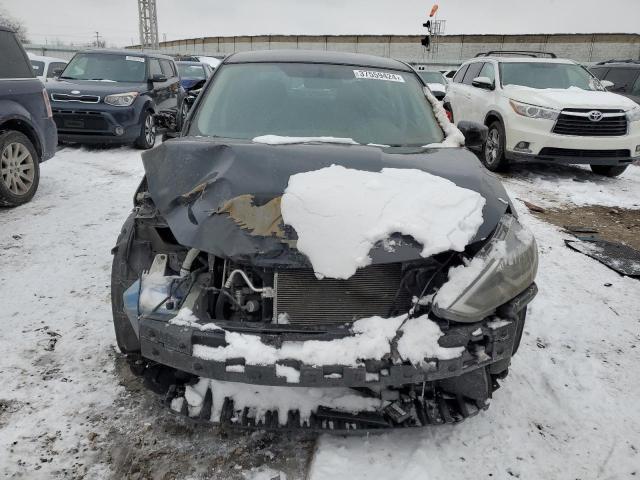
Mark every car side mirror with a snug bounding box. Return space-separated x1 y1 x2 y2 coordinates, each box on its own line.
458 121 488 148
150 74 167 83
472 76 494 90
600 80 614 89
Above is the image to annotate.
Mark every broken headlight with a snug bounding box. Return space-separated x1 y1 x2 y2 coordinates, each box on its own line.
432 214 538 323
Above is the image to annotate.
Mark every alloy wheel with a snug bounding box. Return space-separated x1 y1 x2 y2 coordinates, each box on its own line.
0 142 35 196
484 128 500 166
144 115 156 146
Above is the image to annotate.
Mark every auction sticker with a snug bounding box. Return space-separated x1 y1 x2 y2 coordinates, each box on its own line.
353 70 405 82
125 56 145 62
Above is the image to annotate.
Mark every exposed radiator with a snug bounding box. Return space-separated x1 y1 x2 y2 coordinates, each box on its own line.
274 263 411 326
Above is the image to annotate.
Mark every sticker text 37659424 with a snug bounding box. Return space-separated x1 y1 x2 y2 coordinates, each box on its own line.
353 70 405 83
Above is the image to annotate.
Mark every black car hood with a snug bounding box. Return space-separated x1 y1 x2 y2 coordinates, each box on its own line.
142 138 510 268
46 78 148 95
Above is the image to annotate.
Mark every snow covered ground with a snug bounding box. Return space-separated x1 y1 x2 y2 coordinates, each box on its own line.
1 148 639 479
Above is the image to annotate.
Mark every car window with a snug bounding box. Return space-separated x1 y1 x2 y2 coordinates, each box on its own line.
61 53 146 82
589 67 608 80
417 71 445 84
462 63 483 85
500 62 602 90
603 68 640 93
632 75 640 96
0 31 34 79
149 59 163 78
452 64 468 83
47 62 66 78
31 60 45 76
478 62 495 83
191 63 445 147
160 60 176 78
178 63 207 80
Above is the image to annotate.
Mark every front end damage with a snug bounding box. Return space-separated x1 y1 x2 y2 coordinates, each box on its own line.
113 139 538 432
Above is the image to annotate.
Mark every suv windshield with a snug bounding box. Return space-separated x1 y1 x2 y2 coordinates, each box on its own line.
501 62 603 90
60 53 146 82
418 71 445 84
178 63 206 80
190 63 444 146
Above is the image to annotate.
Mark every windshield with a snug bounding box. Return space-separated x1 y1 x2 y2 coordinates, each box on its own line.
418 71 445 84
31 60 45 76
500 62 603 90
60 53 146 82
178 63 206 80
190 63 444 146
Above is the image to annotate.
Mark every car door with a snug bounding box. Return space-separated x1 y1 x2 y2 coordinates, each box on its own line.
160 59 181 111
445 63 469 120
148 58 170 112
466 61 497 123
455 62 483 122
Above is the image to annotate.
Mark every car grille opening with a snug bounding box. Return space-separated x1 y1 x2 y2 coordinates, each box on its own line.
51 93 100 103
274 263 411 326
552 109 627 137
538 147 630 158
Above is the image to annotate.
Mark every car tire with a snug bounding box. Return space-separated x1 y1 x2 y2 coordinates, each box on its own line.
111 212 154 353
0 131 41 207
590 164 628 177
482 121 509 172
134 110 156 150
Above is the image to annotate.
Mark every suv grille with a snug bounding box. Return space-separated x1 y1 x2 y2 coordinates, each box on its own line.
552 109 627 137
539 147 630 158
274 264 411 326
51 93 100 103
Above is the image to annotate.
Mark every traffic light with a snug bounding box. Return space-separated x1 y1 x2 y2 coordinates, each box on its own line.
421 36 431 49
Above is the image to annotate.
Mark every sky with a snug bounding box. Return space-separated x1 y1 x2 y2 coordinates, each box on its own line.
2 0 639 47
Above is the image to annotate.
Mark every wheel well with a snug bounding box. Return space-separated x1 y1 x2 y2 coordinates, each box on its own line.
484 112 502 128
0 120 42 160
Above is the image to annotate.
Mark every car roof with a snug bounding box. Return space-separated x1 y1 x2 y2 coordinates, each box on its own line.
466 57 575 64
592 62 640 68
224 49 413 72
77 48 174 60
0 25 14 33
176 61 207 66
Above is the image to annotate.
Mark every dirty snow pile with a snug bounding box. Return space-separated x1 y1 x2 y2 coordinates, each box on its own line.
280 165 485 279
174 378 383 426
191 310 463 373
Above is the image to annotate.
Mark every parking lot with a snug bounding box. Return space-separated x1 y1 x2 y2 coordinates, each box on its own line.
1 145 638 479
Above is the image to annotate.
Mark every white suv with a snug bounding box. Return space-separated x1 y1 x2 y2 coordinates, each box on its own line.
444 51 640 177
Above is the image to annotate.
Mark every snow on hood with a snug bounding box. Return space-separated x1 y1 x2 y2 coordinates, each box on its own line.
427 82 446 93
252 135 358 145
280 165 485 280
504 85 637 110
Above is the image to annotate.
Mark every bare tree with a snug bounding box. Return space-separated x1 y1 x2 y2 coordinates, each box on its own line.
0 7 29 43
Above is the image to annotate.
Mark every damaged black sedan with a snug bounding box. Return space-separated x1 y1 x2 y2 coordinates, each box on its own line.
111 50 538 432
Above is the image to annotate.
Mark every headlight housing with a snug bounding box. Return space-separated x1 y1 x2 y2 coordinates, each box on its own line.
627 107 640 122
509 99 559 120
433 214 538 323
104 92 139 107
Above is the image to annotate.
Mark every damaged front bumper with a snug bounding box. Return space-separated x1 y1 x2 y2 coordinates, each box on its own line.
138 284 537 431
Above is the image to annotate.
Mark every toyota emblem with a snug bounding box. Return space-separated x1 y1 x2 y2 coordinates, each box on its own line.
588 110 603 122
71 90 81 95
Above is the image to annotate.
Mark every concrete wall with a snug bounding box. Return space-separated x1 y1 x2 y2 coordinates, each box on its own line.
140 33 640 66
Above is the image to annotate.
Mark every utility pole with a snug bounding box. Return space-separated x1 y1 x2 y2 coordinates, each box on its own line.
138 0 159 50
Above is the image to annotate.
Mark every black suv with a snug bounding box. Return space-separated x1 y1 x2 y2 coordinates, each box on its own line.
590 60 640 105
0 26 57 207
46 49 184 149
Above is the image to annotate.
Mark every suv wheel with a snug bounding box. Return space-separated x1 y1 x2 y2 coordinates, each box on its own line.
134 110 156 150
590 165 628 177
0 131 40 207
482 121 509 172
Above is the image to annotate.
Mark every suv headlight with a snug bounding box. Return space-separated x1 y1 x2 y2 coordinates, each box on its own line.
433 214 538 323
104 92 139 107
627 107 640 122
509 99 559 120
